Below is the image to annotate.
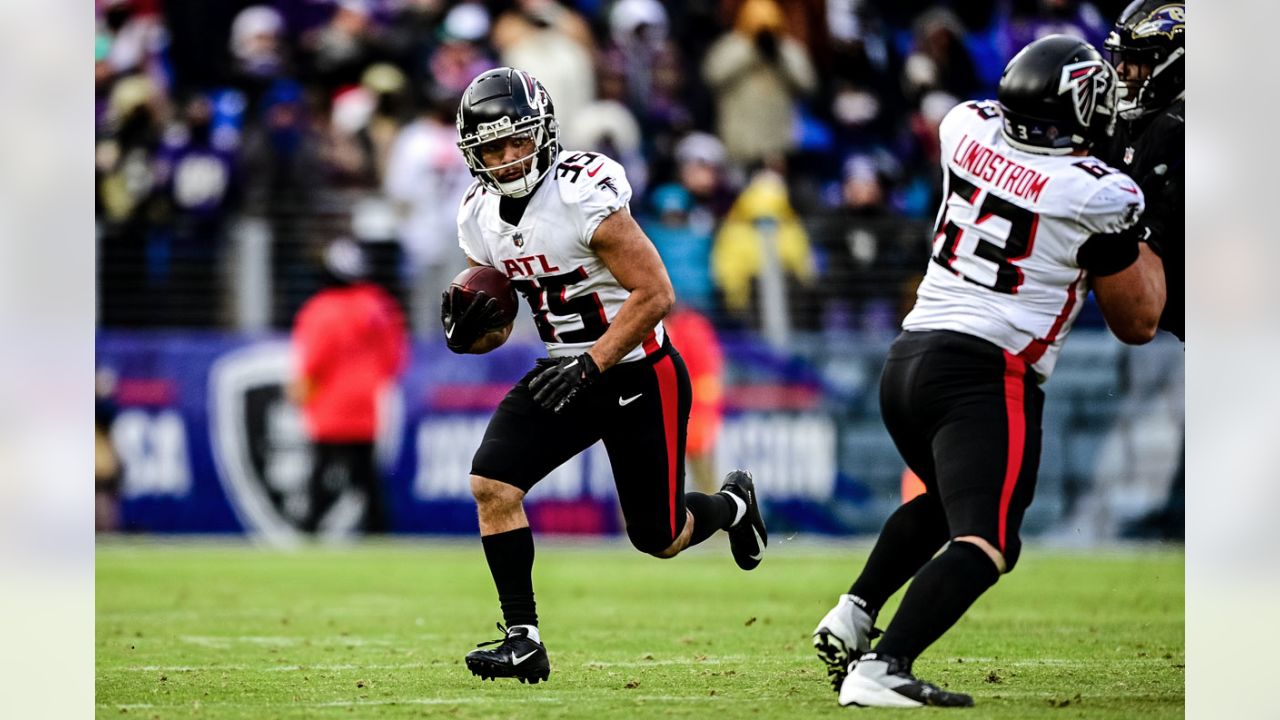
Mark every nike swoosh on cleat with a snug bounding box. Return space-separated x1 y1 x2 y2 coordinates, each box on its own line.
748 526 764 561
618 393 642 406
512 650 538 665
445 324 455 339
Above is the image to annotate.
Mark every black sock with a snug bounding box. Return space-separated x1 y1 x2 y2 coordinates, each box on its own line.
848 494 950 615
480 527 538 628
873 541 1000 660
684 492 736 546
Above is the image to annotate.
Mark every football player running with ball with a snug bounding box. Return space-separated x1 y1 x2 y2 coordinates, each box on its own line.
810 36 1165 708
440 67 767 685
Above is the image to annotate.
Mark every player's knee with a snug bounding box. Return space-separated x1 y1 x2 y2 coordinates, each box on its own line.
1001 538 1022 572
887 493 948 537
954 535 1008 573
470 475 523 510
628 515 691 559
626 528 673 557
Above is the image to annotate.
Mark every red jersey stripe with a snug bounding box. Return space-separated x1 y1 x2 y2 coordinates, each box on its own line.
1019 269 1082 364
641 331 661 356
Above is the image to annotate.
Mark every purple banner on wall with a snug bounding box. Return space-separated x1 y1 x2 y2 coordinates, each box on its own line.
97 331 844 542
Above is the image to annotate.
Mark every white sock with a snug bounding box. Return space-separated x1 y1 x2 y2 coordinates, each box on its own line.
510 624 541 644
721 491 747 527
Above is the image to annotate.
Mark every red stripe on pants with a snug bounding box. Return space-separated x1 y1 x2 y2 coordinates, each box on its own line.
999 351 1027 551
653 355 679 538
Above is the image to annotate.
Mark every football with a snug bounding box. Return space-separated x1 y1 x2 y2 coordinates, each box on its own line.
450 265 519 326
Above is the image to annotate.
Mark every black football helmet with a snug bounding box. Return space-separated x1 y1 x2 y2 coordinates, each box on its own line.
456 67 560 197
997 34 1118 155
1104 0 1185 120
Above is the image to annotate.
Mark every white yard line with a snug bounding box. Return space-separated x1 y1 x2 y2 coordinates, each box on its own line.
99 695 738 711
177 635 407 648
110 656 753 673
106 655 1180 677
940 656 1180 666
111 662 433 673
581 655 746 667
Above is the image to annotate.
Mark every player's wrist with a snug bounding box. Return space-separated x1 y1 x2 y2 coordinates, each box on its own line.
584 348 607 374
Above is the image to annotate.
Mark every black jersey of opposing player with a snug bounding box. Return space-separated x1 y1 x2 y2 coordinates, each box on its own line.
1100 99 1185 341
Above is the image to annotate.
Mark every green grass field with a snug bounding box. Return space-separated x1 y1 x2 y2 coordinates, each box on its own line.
96 538 1183 719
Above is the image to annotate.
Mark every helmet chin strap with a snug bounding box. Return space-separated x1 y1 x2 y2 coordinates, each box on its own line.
478 124 555 197
493 154 544 197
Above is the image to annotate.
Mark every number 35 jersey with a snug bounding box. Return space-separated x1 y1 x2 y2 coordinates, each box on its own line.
457 149 666 363
903 101 1145 381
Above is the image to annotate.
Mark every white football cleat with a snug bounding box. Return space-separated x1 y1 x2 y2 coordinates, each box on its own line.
812 594 878 691
838 653 973 708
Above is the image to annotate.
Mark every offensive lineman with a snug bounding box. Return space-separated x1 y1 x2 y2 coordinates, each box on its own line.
440 67 768 685
809 36 1166 707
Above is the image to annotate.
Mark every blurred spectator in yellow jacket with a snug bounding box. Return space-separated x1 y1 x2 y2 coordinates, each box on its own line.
711 170 815 336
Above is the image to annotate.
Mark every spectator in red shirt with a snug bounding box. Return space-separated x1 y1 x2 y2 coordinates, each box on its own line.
290 238 408 535
662 305 725 494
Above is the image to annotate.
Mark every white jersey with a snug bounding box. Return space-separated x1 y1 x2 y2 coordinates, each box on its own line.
903 100 1145 380
457 149 665 363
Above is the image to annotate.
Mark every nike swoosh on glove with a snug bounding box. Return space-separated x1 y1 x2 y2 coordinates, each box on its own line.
441 286 505 354
528 353 600 413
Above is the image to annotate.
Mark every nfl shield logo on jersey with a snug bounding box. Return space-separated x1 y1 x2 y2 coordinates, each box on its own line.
1124 146 1135 164
512 231 525 248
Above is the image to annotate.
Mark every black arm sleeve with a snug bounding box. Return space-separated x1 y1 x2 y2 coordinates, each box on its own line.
1077 225 1143 277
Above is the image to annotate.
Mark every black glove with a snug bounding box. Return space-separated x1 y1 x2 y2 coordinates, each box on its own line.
441 286 505 353
528 353 600 413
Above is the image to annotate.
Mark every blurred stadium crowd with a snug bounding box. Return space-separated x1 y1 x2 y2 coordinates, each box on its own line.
95 0 1134 335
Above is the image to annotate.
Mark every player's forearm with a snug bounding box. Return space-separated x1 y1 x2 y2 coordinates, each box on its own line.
1098 245 1165 344
587 285 674 372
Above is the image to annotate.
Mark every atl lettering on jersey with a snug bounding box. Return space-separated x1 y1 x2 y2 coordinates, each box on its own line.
457 150 667 362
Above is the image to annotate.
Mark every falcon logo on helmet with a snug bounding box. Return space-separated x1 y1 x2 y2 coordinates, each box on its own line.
1058 60 1110 129
456 67 561 198
997 35 1118 155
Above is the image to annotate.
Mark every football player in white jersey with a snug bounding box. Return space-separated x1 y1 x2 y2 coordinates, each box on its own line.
811 36 1166 708
438 67 769 685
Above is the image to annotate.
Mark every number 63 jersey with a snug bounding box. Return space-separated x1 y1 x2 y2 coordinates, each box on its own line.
457 149 666 363
903 100 1145 381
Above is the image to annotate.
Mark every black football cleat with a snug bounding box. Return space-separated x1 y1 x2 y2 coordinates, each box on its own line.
839 653 974 708
465 623 550 684
721 470 767 570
